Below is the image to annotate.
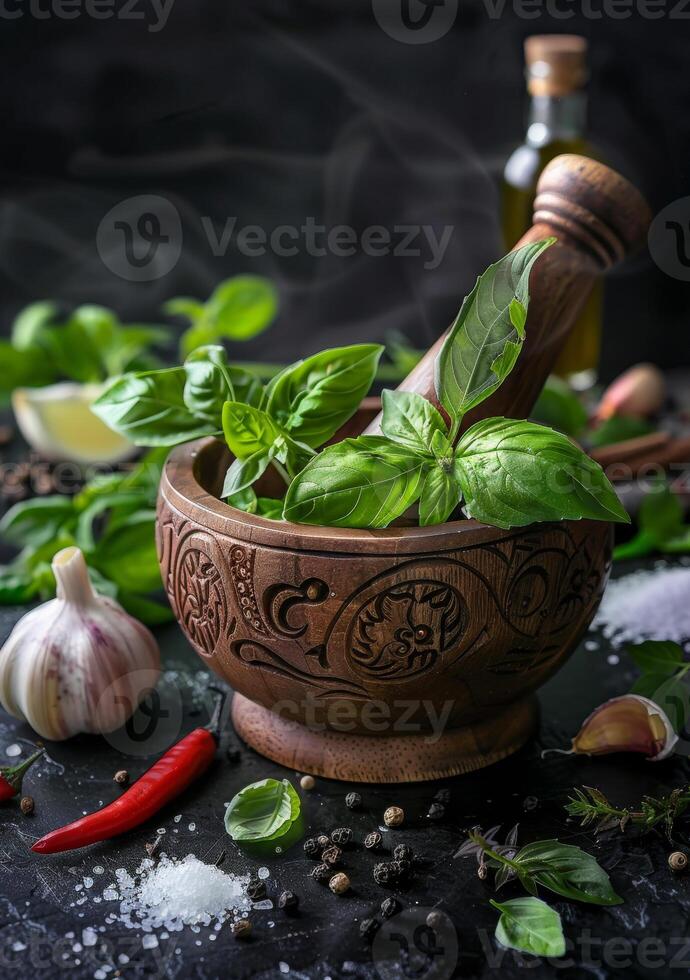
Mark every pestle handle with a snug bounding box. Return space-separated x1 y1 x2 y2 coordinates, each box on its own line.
364 154 652 437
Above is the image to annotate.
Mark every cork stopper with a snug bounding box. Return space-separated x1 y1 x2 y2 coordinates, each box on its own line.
525 35 588 97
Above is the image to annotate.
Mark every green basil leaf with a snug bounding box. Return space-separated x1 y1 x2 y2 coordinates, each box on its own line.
226 486 258 513
91 511 162 594
224 778 300 842
256 497 285 520
222 451 274 499
163 296 206 321
419 466 461 526
75 491 148 552
93 368 216 446
612 530 659 561
0 342 55 400
0 564 41 603
628 640 684 676
381 389 447 453
226 366 264 409
283 436 426 529
639 483 684 540
436 239 554 422
630 671 678 701
117 592 174 625
183 345 236 425
180 276 278 356
11 301 60 351
516 840 622 906
664 529 690 554
454 418 629 529
222 401 282 460
531 376 587 437
266 344 383 448
0 496 76 548
491 897 565 958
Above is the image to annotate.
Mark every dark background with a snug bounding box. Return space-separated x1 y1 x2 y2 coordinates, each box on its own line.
1 1 689 380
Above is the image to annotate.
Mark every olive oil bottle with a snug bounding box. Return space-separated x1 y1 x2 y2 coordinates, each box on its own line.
502 35 601 387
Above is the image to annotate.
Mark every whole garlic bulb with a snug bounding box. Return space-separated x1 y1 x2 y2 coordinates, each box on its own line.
0 547 160 740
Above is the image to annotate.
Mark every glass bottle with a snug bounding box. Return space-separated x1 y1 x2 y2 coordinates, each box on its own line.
502 35 601 389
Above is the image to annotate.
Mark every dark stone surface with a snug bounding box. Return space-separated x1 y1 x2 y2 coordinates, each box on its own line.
0 563 689 980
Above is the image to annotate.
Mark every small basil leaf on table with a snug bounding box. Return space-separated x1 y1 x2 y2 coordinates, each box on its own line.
225 778 301 842
91 510 162 595
491 897 565 958
435 239 554 423
614 483 686 561
515 840 622 906
419 465 461 526
266 344 384 447
454 418 629 529
222 402 282 460
93 368 217 445
381 388 448 453
283 436 427 528
628 640 684 676
531 376 587 437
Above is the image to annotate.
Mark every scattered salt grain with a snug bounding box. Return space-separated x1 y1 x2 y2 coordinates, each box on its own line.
279 964 289 974
593 567 690 647
5 744 21 757
11 941 26 952
258 867 269 880
607 654 620 665
142 935 159 950
82 927 98 947
188 823 196 832
104 855 250 932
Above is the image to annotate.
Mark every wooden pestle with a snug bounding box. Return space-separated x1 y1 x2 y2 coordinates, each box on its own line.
364 154 652 437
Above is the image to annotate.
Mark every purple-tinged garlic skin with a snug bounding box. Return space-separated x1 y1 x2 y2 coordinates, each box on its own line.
0 547 160 741
572 694 678 761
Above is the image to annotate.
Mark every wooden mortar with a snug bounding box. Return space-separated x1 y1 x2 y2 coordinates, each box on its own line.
157 155 649 782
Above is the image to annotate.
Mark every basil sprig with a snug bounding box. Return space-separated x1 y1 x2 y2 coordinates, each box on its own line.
285 241 629 530
491 897 565 958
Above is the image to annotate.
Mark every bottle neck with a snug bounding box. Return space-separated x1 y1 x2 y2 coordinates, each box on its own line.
525 92 587 147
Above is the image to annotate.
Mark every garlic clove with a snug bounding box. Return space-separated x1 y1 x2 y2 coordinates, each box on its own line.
563 695 678 761
11 382 135 465
0 547 160 741
594 364 666 423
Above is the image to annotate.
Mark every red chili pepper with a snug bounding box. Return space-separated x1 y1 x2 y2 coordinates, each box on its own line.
32 695 225 855
0 748 44 802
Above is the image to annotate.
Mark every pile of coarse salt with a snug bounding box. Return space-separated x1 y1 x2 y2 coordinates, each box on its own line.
104 855 250 932
593 565 690 648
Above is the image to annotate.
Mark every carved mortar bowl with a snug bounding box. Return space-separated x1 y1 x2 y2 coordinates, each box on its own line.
157 434 612 782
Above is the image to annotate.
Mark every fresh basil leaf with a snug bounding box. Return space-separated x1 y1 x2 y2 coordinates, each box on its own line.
93 368 216 446
639 483 684 540
256 497 285 520
118 592 174 625
0 496 76 548
222 451 274 499
75 491 148 552
516 840 622 906
381 389 447 454
491 897 565 958
226 486 258 513
589 415 654 448
454 418 629 529
11 301 60 351
222 401 282 460
179 276 278 356
266 344 383 448
665 529 690 553
226 366 264 408
0 564 41 603
435 239 554 422
0 342 54 399
283 436 426 529
419 465 461 526
91 511 162 594
630 671 679 701
224 778 300 842
531 376 587 437
612 530 660 561
628 640 684 676
183 345 236 425
163 296 206 321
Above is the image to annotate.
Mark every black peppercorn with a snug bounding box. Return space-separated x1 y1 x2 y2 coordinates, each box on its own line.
373 862 397 886
226 747 242 764
311 863 331 884
345 792 362 810
393 843 413 862
316 834 331 848
331 827 353 846
364 831 383 850
380 896 400 919
232 919 252 939
360 917 380 942
427 802 446 821
391 858 412 879
246 878 266 900
303 837 321 858
278 890 299 913
322 844 342 866
434 788 451 805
